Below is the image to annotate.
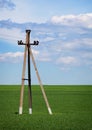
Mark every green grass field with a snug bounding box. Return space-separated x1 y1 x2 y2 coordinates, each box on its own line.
0 85 92 130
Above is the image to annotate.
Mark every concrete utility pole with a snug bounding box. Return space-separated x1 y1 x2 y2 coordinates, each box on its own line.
18 30 52 115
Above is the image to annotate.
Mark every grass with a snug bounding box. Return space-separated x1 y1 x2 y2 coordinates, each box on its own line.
0 85 92 130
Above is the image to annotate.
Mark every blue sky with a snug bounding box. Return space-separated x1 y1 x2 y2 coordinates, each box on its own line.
0 0 92 85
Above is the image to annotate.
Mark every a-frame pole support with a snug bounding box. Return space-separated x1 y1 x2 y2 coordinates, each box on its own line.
18 30 52 115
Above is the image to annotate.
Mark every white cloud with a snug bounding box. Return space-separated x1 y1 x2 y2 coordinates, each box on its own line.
0 49 39 63
81 38 92 47
82 52 92 59
41 37 55 43
0 0 34 23
60 67 71 71
0 27 25 44
81 51 92 66
37 50 51 62
0 52 23 63
0 12 92 70
0 0 15 10
51 13 92 28
32 49 39 55
56 56 77 65
38 57 51 62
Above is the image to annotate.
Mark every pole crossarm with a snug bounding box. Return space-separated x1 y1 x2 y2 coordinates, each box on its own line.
18 29 52 115
18 40 39 46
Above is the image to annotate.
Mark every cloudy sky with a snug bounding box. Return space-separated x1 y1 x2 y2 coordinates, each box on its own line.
0 0 92 85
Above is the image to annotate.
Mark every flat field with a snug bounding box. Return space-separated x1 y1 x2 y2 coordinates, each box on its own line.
0 85 92 130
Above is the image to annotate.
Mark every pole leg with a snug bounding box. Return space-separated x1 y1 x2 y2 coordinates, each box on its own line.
30 48 52 115
28 88 32 114
19 46 27 114
26 30 32 114
28 47 32 114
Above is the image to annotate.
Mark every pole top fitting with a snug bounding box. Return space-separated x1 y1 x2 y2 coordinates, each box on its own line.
26 30 31 33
